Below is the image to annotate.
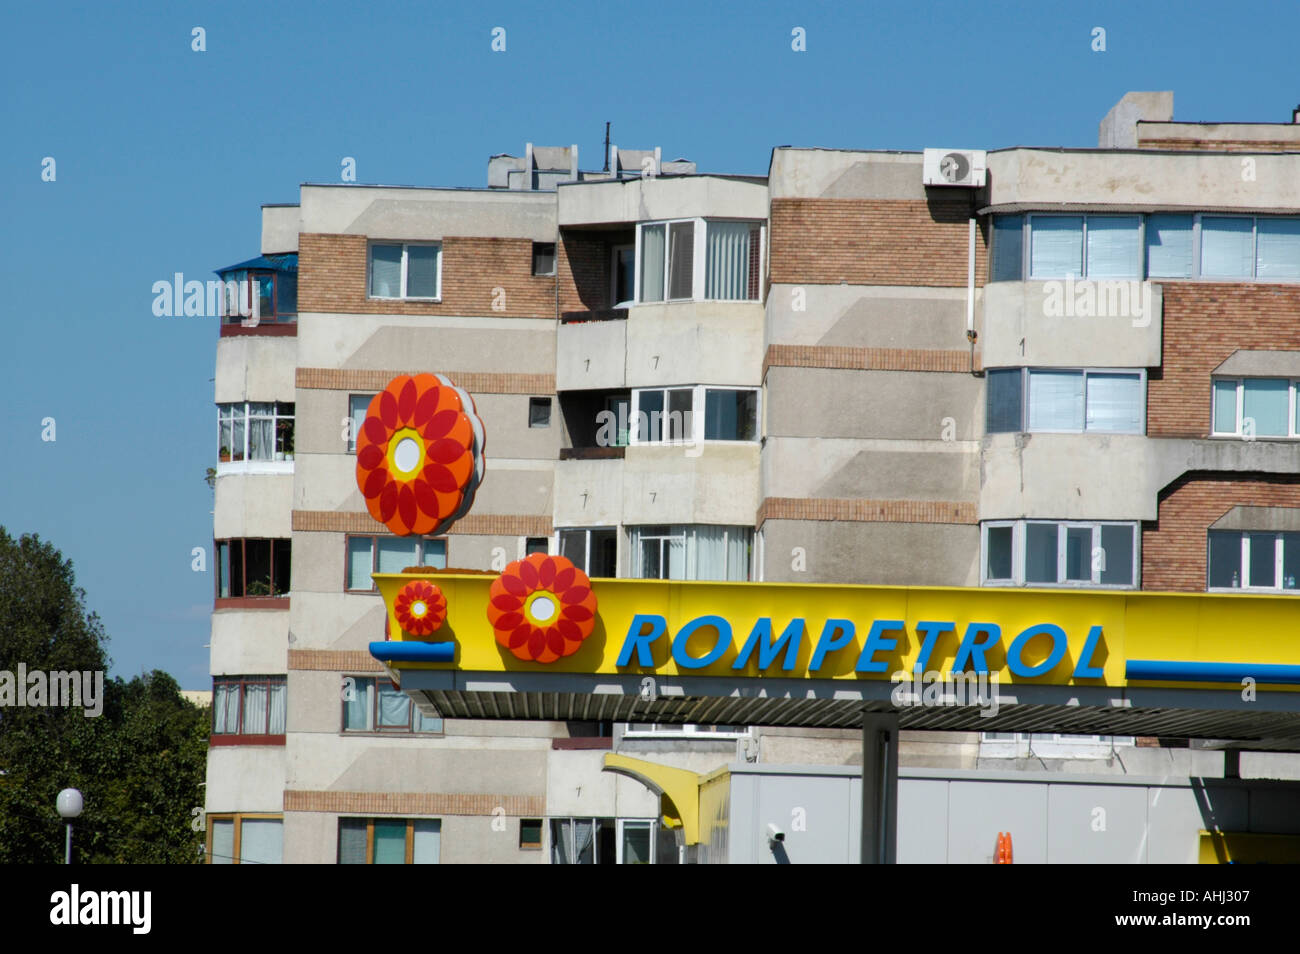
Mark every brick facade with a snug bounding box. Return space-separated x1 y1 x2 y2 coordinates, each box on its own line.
296 367 554 395
1148 283 1300 438
763 343 979 376
298 233 557 318
285 790 545 816
1143 473 1300 591
292 510 553 536
757 497 976 527
769 198 989 287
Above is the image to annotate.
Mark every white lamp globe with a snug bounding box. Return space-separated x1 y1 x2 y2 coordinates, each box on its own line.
57 788 83 819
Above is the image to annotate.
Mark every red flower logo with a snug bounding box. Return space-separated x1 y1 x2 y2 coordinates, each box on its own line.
394 580 447 637
356 374 485 536
487 554 597 663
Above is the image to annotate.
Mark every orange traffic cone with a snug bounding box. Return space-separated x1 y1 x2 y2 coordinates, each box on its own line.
994 831 1014 864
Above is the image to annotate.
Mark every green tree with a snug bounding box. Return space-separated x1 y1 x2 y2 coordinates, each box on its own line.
0 528 208 863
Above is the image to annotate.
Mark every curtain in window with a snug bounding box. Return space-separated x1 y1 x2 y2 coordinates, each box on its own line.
1145 214 1194 278
248 403 274 460
378 683 410 727
1242 378 1289 436
370 245 403 297
1084 217 1140 277
665 532 686 580
1213 380 1238 433
239 819 283 865
640 225 665 302
211 819 235 864
1028 370 1084 431
344 677 372 730
705 222 750 299
1256 219 1300 279
573 819 596 864
550 820 571 864
218 406 233 460
726 528 750 581
268 681 287 734
406 246 439 297
689 526 728 581
213 683 238 732
1085 373 1142 433
1029 216 1083 278
668 222 694 299
377 537 419 574
1200 218 1254 277
232 415 245 461
412 820 441 864
337 819 367 864
991 215 1023 282
372 820 407 864
242 683 267 734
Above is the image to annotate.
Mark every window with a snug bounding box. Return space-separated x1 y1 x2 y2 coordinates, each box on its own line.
991 215 1024 282
342 677 443 733
637 219 762 302
1145 214 1194 278
529 397 552 428
629 525 752 581
549 817 656 864
981 521 1138 588
1208 530 1300 591
207 814 283 864
532 242 556 276
369 242 441 299
1211 378 1300 438
1027 216 1141 279
985 369 1144 434
217 402 294 464
218 268 297 324
338 818 440 864
612 245 636 306
603 394 631 447
348 394 375 453
624 723 749 738
216 538 291 599
630 386 761 444
525 537 549 555
212 676 287 736
346 536 446 591
520 819 543 849
558 527 617 577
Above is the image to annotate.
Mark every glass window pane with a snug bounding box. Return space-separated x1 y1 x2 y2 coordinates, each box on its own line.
1213 380 1238 434
378 683 411 728
338 819 367 864
668 222 695 299
406 245 439 297
370 244 403 297
704 389 757 441
1242 378 1289 437
1200 217 1255 278
666 389 692 441
239 819 282 865
268 682 286 734
232 416 245 462
422 539 447 569
348 395 372 453
1085 216 1140 278
1028 370 1084 431
637 390 664 442
1255 219 1300 279
1064 527 1091 581
377 537 420 574
1100 525 1134 586
244 539 272 594
277 271 297 316
347 537 374 590
412 820 441 864
1025 523 1059 583
272 540 291 596
559 529 588 569
1030 216 1084 278
639 536 662 579
213 683 233 733
550 820 572 864
211 819 235 864
991 215 1023 282
1283 534 1300 590
640 225 665 302
257 273 274 319
573 818 596 864
1145 214 1194 278
1208 531 1242 588
529 397 551 428
415 709 443 733
705 221 750 299
986 526 1013 580
590 528 617 577
616 246 636 304
344 677 372 731
621 821 652 864
242 682 268 734
1085 372 1142 433
1248 532 1277 588
985 369 1023 433
372 820 407 864
217 541 230 599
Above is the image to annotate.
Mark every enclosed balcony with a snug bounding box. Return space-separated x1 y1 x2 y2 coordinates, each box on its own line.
214 253 298 336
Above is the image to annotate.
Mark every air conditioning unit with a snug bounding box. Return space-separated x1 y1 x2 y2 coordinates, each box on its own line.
922 148 987 187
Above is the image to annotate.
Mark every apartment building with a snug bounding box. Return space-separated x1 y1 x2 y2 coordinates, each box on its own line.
205 92 1300 864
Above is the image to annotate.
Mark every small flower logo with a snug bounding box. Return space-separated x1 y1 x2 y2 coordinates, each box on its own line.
394 580 447 637
355 374 485 536
487 554 597 663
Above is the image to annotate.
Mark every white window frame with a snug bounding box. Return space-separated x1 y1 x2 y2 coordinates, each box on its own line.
346 535 447 593
611 243 636 307
634 219 764 303
989 367 1146 435
367 241 442 301
622 723 751 740
1024 213 1145 280
556 526 618 578
980 519 1140 589
1207 530 1300 593
348 393 376 453
1210 377 1300 439
628 385 762 445
979 732 1135 759
216 401 295 475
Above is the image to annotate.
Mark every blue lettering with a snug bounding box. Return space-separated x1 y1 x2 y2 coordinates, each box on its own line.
672 616 733 670
809 619 855 670
913 620 955 672
1007 623 1068 678
855 619 905 673
733 618 804 671
617 614 667 666
1072 625 1106 679
952 623 1001 674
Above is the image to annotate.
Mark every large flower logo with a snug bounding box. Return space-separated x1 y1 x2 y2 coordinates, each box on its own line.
487 554 597 663
393 579 447 637
356 374 486 536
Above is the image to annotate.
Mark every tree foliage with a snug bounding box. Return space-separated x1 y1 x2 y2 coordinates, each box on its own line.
0 528 208 863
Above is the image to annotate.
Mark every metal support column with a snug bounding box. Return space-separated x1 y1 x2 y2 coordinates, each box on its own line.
861 711 899 864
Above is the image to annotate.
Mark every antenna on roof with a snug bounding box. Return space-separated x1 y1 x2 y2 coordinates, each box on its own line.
603 122 611 172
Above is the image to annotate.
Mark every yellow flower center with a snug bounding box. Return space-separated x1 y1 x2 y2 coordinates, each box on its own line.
525 591 559 626
411 600 428 618
387 427 426 480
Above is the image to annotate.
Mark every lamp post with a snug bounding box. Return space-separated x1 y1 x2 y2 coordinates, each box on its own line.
57 788 83 864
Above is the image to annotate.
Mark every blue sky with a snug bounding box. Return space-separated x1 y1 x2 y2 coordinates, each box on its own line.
3 0 1298 688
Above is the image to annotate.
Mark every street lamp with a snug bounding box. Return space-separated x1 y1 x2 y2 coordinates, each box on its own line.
57 788 83 864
